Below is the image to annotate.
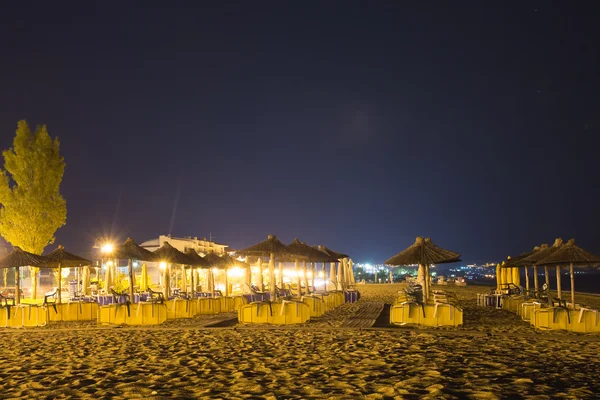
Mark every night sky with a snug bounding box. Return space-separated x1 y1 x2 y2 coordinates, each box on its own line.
1 2 599 263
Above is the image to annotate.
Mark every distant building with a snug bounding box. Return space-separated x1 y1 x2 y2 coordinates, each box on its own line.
140 234 228 255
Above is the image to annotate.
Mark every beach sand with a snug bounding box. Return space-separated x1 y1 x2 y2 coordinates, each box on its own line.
1 283 599 399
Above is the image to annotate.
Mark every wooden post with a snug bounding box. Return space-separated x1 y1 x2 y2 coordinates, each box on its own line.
225 267 229 296
258 259 264 291
533 266 538 293
337 260 344 290
556 266 562 299
524 267 529 292
570 262 575 308
423 264 429 303
544 266 550 289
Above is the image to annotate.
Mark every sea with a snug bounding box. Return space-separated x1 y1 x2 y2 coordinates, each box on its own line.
472 270 600 295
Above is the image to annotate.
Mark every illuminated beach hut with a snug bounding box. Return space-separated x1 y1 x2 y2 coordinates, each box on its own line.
44 245 91 303
0 247 51 304
535 239 600 308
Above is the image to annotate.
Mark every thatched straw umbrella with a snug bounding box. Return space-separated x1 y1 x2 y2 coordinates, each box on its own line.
44 245 91 303
503 247 544 292
153 242 192 299
204 252 228 296
184 249 209 296
288 239 333 294
385 237 460 303
238 235 291 300
317 245 348 290
518 239 563 296
535 239 600 308
108 238 158 300
0 247 52 304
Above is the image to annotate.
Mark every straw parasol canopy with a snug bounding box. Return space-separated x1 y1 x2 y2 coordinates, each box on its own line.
288 239 333 295
114 238 159 262
384 237 461 266
0 247 53 304
385 237 461 302
519 239 563 296
184 248 209 268
238 235 291 299
153 242 193 265
238 234 290 257
536 239 600 308
44 245 91 303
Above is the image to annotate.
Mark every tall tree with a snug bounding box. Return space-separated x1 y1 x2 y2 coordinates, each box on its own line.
0 120 67 298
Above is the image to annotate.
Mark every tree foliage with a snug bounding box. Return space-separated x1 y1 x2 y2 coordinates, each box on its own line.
0 120 67 255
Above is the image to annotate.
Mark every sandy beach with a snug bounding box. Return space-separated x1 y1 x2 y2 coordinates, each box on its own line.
1 283 599 399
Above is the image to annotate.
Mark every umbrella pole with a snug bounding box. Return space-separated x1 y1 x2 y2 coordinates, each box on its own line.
311 262 315 293
524 267 529 292
258 259 264 292
337 261 343 290
423 264 429 303
544 266 550 289
569 262 575 308
58 262 62 304
295 259 301 296
128 259 134 301
225 267 229 297
322 262 326 290
269 253 276 300
329 262 336 290
303 261 309 295
278 262 284 290
15 266 20 305
211 269 215 297
533 266 538 293
556 266 562 299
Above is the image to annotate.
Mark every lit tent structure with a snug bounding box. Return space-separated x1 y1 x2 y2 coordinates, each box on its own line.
152 242 192 299
44 245 91 303
0 247 52 304
536 239 600 308
385 237 461 302
238 235 292 300
108 238 159 300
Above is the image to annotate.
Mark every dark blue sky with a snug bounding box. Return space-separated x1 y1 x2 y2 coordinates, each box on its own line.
1 2 599 263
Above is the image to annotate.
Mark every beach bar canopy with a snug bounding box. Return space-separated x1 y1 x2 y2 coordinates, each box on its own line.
44 245 91 303
385 237 461 302
0 246 53 304
238 235 291 300
535 239 600 308
108 238 159 300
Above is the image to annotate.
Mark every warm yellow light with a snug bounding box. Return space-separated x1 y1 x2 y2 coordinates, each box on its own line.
307 271 312 278
61 268 70 279
212 268 219 274
101 243 114 254
107 261 113 267
318 271 325 278
228 267 244 277
251 267 259 273
159 262 167 270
